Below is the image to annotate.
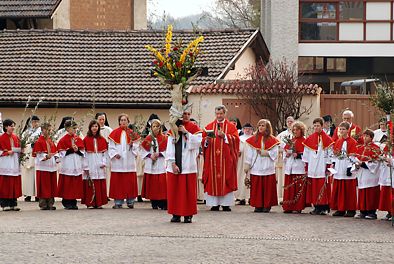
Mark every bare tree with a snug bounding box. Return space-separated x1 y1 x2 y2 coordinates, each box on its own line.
237 59 318 133
210 0 261 28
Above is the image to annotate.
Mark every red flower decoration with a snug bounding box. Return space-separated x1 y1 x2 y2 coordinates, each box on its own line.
173 47 179 51
159 61 164 67
176 61 182 68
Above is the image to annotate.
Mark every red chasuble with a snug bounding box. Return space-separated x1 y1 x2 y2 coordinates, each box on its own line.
356 142 381 162
332 123 363 145
0 133 20 156
332 137 358 156
246 133 280 151
32 135 57 157
141 133 168 152
202 119 240 196
57 134 84 151
108 127 140 145
303 131 334 151
83 135 108 153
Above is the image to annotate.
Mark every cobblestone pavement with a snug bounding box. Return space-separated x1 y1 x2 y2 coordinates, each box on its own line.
0 201 393 263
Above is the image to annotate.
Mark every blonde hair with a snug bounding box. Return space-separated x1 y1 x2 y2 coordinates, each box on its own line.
256 119 272 138
291 121 306 136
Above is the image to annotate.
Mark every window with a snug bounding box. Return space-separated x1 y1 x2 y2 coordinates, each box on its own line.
327 58 347 72
300 22 337 40
299 0 394 42
339 1 363 20
301 3 336 19
298 57 324 72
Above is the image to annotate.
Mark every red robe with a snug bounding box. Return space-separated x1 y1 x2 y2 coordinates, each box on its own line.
167 120 202 216
108 127 140 145
332 123 363 145
202 119 240 196
32 135 58 198
0 133 22 199
330 137 358 211
84 135 108 153
303 131 334 206
283 136 307 211
141 133 168 200
57 133 84 152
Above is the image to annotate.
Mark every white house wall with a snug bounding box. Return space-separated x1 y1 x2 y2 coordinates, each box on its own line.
223 47 256 80
52 0 71 29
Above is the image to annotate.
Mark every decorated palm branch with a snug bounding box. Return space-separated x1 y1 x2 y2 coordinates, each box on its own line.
146 25 204 140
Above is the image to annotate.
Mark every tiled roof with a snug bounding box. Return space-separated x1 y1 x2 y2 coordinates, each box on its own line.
0 0 61 18
190 82 321 95
0 29 267 106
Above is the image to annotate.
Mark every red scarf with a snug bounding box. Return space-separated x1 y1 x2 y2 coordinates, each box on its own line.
0 133 20 152
57 133 84 151
168 120 203 137
32 135 57 157
108 127 140 145
356 142 381 162
284 136 305 153
141 133 168 152
83 135 108 153
303 131 333 151
333 137 357 156
246 133 280 150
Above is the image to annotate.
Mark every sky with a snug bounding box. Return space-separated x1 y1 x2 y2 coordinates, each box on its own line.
148 0 213 19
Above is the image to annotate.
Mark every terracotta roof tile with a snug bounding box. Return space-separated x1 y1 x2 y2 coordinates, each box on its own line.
190 82 321 95
0 29 258 106
0 0 60 18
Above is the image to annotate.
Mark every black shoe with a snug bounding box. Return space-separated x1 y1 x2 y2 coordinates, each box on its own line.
49 206 56 210
237 199 246 205
137 195 143 202
127 204 134 209
210 206 220 211
170 215 181 223
332 211 345 217
34 197 39 202
222 206 231 212
382 213 392 221
365 213 377 220
24 196 31 202
184 216 193 223
355 213 366 219
112 204 122 209
344 210 356 217
262 208 271 213
283 210 292 214
70 206 78 210
40 207 50 210
254 207 264 213
10 207 21 211
160 206 167 210
152 205 159 209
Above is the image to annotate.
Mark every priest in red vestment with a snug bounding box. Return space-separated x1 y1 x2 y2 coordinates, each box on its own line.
166 109 202 223
202 105 240 212
0 119 22 211
331 110 363 145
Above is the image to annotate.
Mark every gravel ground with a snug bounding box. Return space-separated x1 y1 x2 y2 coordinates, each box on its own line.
0 201 393 263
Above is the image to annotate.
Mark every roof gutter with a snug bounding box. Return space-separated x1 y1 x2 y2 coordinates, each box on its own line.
0 101 171 109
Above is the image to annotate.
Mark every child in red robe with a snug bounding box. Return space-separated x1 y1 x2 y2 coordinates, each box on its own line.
32 122 58 210
82 120 109 209
302 117 334 215
0 119 22 211
57 120 84 210
354 129 381 219
244 119 280 213
330 122 358 217
282 121 307 213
